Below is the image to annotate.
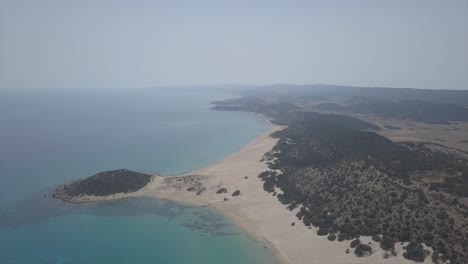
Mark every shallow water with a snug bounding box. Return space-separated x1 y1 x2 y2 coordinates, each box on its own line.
0 88 276 264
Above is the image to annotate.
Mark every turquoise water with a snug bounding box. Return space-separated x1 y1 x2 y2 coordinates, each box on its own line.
0 88 276 264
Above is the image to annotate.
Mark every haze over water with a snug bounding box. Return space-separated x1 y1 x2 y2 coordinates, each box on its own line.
0 88 276 264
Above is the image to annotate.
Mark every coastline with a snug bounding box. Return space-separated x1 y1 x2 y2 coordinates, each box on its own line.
149 125 289 264
137 124 432 264
54 124 432 264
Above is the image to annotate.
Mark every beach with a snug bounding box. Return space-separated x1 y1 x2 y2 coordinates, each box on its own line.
132 125 434 263
64 124 433 264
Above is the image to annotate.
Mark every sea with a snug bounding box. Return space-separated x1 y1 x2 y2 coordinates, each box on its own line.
0 88 277 264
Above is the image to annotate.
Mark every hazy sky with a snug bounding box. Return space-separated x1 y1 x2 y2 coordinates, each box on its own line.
1 0 467 90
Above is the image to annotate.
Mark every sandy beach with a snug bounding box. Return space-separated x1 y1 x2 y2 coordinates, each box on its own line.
64 125 433 264
126 125 431 264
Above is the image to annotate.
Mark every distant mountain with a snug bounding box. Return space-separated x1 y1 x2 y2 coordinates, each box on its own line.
210 96 300 115
231 84 468 107
211 96 266 106
213 92 468 124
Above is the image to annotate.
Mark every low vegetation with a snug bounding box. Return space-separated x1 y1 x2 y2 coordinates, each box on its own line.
315 99 468 124
258 112 468 263
210 91 468 263
216 188 228 194
63 169 152 197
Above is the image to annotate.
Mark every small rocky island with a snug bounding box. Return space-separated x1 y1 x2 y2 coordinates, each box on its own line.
53 169 153 203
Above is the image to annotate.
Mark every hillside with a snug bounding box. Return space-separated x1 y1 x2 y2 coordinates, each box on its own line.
226 84 468 107
212 87 468 124
258 112 468 264
315 99 468 124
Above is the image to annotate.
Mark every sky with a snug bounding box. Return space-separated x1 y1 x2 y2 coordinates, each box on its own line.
0 0 467 90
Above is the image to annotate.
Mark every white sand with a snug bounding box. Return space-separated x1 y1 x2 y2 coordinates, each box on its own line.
82 125 432 264
132 125 433 264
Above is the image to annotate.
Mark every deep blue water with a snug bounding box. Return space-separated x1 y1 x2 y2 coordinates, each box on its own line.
0 88 276 264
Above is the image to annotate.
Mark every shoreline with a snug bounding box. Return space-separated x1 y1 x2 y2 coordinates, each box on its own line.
139 124 290 264
54 125 288 263
190 124 431 264
53 123 432 264
212 201 289 264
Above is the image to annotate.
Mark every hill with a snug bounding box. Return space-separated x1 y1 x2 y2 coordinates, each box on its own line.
315 99 468 124
55 169 152 199
229 84 468 107
259 112 468 264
